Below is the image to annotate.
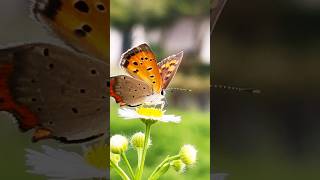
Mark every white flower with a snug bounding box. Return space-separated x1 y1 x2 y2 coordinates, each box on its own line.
25 145 107 180
110 152 121 165
130 132 152 148
118 107 181 123
110 135 128 154
179 144 197 166
171 160 186 174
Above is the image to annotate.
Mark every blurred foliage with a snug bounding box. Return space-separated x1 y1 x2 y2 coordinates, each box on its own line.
110 102 210 180
212 0 320 180
111 0 208 29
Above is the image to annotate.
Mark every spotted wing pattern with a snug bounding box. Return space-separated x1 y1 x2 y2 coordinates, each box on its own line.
110 75 153 107
120 44 162 94
157 51 183 89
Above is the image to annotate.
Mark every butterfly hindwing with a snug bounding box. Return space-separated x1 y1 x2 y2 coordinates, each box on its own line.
32 0 109 61
110 75 153 107
0 43 108 143
120 43 163 94
158 51 183 89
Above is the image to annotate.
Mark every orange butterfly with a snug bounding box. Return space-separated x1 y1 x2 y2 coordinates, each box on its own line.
110 43 183 107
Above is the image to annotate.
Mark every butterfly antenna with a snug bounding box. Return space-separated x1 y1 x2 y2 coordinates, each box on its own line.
166 88 192 93
213 84 261 94
163 96 169 109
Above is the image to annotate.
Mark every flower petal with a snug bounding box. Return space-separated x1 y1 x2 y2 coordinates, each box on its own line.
161 115 181 123
118 108 140 119
118 107 181 123
25 145 107 179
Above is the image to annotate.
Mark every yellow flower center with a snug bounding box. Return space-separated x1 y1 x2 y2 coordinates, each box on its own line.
84 142 109 169
136 107 163 118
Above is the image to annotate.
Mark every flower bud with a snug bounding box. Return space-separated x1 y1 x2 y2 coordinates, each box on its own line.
110 152 120 165
130 132 151 148
110 135 128 154
179 144 197 166
171 160 186 173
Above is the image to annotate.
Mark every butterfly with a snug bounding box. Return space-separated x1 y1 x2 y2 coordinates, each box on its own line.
0 0 109 143
110 43 183 107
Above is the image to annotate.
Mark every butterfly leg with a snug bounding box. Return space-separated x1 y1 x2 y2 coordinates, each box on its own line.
160 100 166 110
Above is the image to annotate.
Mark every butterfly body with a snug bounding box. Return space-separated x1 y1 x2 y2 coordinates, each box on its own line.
110 43 183 107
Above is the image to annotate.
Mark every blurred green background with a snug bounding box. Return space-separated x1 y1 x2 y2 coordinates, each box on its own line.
110 0 211 179
212 0 320 180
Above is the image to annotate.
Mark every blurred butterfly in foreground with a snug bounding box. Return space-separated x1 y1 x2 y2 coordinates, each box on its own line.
0 0 109 143
110 43 183 108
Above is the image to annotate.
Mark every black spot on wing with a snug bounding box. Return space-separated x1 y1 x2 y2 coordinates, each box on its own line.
72 108 79 114
90 69 97 75
74 0 89 13
82 24 92 33
74 29 86 37
48 63 54 70
34 0 62 20
96 3 105 12
43 48 49 56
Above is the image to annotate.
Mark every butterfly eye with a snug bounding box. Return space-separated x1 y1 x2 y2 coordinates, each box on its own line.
161 90 164 95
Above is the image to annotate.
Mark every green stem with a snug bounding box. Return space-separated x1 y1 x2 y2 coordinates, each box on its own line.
110 160 131 180
148 155 180 179
135 121 152 180
148 163 170 180
135 148 143 174
121 153 135 179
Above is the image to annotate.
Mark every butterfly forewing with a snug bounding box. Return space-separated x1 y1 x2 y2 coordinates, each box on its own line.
158 51 183 90
32 0 109 61
120 44 162 94
110 75 153 106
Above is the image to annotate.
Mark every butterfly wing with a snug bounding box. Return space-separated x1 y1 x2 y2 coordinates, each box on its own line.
110 75 153 107
157 51 183 89
120 43 163 94
32 0 109 61
0 43 108 143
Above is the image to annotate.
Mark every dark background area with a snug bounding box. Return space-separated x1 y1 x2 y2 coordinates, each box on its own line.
212 1 320 179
